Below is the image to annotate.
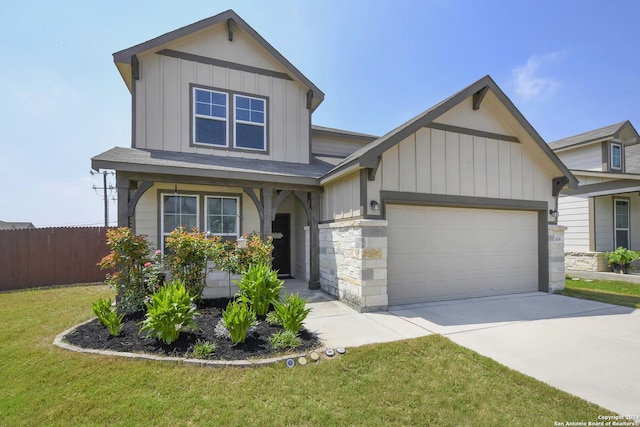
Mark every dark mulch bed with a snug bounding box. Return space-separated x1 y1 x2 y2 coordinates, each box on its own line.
64 298 320 360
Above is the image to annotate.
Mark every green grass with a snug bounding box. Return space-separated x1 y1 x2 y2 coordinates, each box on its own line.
0 285 605 426
559 277 640 308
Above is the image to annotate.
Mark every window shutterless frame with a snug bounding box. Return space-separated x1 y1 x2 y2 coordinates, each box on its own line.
610 143 622 171
160 193 200 252
614 198 630 249
192 87 228 147
204 195 240 238
233 94 267 151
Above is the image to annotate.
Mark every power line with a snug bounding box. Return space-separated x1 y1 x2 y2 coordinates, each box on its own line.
90 170 116 227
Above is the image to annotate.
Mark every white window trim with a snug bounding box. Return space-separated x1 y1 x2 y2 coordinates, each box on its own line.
233 94 267 151
614 198 630 248
193 87 229 147
161 193 200 252
610 142 622 171
205 195 240 238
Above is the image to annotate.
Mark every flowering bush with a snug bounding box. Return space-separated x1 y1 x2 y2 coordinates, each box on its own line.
210 233 273 276
99 228 151 313
143 249 165 294
165 228 212 301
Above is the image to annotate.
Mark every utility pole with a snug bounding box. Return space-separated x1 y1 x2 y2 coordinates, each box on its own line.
91 171 115 227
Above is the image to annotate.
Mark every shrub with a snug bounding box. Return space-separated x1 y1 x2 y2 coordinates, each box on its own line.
143 249 165 294
237 263 283 316
606 246 640 267
265 310 280 326
274 293 311 334
165 228 212 301
269 330 302 351
138 280 200 344
222 299 256 345
92 298 124 337
210 233 274 276
99 228 152 313
192 339 216 359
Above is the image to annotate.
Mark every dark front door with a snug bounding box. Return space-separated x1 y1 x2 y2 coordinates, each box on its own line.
272 213 291 277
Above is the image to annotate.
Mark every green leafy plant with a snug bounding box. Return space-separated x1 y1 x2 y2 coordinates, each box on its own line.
236 263 283 316
143 249 165 294
209 233 274 276
92 298 124 336
99 227 152 313
606 247 640 273
265 310 280 326
165 228 212 301
192 339 216 359
269 330 302 351
274 293 311 334
222 299 256 345
138 280 200 344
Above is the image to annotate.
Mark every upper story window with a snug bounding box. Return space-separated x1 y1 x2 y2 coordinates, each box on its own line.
194 88 228 146
611 143 622 170
192 85 268 152
234 95 266 150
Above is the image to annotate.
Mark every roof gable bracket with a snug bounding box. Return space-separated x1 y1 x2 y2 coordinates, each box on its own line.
131 55 139 80
472 85 489 110
552 176 570 196
367 156 382 181
227 18 234 41
306 90 313 109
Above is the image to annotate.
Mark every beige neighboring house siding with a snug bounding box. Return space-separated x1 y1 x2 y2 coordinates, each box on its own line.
367 128 554 207
557 195 590 251
135 182 262 248
134 24 310 163
321 171 361 221
591 192 640 251
555 143 603 171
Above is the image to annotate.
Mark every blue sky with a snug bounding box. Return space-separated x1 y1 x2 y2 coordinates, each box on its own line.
1 0 639 227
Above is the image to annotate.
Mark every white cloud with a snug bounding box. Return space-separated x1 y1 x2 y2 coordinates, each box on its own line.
512 53 562 102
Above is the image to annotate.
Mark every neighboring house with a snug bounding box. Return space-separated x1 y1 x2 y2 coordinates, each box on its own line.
550 121 640 271
92 10 576 310
0 221 35 230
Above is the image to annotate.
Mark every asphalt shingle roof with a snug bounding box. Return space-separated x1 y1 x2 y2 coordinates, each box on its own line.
548 121 628 150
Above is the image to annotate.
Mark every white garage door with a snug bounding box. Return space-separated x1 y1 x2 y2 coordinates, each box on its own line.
387 205 539 305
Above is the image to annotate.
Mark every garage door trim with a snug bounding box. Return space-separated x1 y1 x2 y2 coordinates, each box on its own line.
380 190 549 293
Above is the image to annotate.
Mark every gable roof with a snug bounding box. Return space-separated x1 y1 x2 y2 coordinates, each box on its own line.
0 221 35 230
548 121 637 151
112 9 324 110
322 75 578 188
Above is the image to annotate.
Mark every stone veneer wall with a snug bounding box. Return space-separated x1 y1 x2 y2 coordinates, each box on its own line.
548 225 567 292
564 251 608 272
318 219 388 312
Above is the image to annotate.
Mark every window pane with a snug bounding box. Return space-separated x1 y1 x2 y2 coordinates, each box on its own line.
163 196 177 214
164 215 176 233
236 96 250 109
236 123 265 150
208 216 222 233
616 230 629 249
212 92 226 106
196 118 226 145
195 89 210 103
195 102 210 116
222 198 237 215
208 198 222 215
236 108 250 121
182 214 197 230
250 98 264 112
211 105 226 118
223 216 237 234
616 201 629 228
181 197 197 215
251 111 264 124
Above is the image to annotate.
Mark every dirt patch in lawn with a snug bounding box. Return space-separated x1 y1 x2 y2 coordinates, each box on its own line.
63 298 320 360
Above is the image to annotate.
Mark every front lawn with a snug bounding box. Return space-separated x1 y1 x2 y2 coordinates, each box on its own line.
559 277 640 309
0 285 604 426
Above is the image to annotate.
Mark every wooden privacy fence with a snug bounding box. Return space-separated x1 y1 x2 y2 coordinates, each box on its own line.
0 227 112 291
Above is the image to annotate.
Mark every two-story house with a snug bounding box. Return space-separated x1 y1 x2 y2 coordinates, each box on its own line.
92 10 576 311
550 121 640 271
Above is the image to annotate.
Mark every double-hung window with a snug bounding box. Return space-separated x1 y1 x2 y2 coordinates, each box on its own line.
611 143 622 170
161 194 199 251
615 199 630 249
205 196 239 239
234 95 266 150
194 88 228 146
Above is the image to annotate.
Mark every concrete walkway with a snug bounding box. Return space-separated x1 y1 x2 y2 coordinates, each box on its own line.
287 280 640 415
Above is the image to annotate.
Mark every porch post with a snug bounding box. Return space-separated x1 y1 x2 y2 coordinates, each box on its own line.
309 191 320 290
116 175 130 228
261 186 273 238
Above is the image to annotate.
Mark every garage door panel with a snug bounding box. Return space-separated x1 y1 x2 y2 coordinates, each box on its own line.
388 205 539 305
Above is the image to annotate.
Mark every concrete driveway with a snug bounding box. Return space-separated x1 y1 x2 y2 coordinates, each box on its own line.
304 291 640 415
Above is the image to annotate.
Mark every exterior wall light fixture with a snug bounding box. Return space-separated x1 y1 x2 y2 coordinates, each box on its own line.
370 200 380 212
549 209 559 218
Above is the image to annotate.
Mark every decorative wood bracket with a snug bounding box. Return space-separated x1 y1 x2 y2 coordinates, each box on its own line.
306 90 313 109
227 18 234 41
552 176 570 197
127 181 153 218
367 156 382 181
243 187 263 220
131 55 139 80
271 190 292 221
473 85 489 110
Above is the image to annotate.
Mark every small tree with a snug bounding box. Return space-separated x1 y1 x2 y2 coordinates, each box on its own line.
99 227 151 313
164 227 212 301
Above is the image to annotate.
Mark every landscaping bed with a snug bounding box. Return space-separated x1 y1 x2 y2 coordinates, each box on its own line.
64 298 320 360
